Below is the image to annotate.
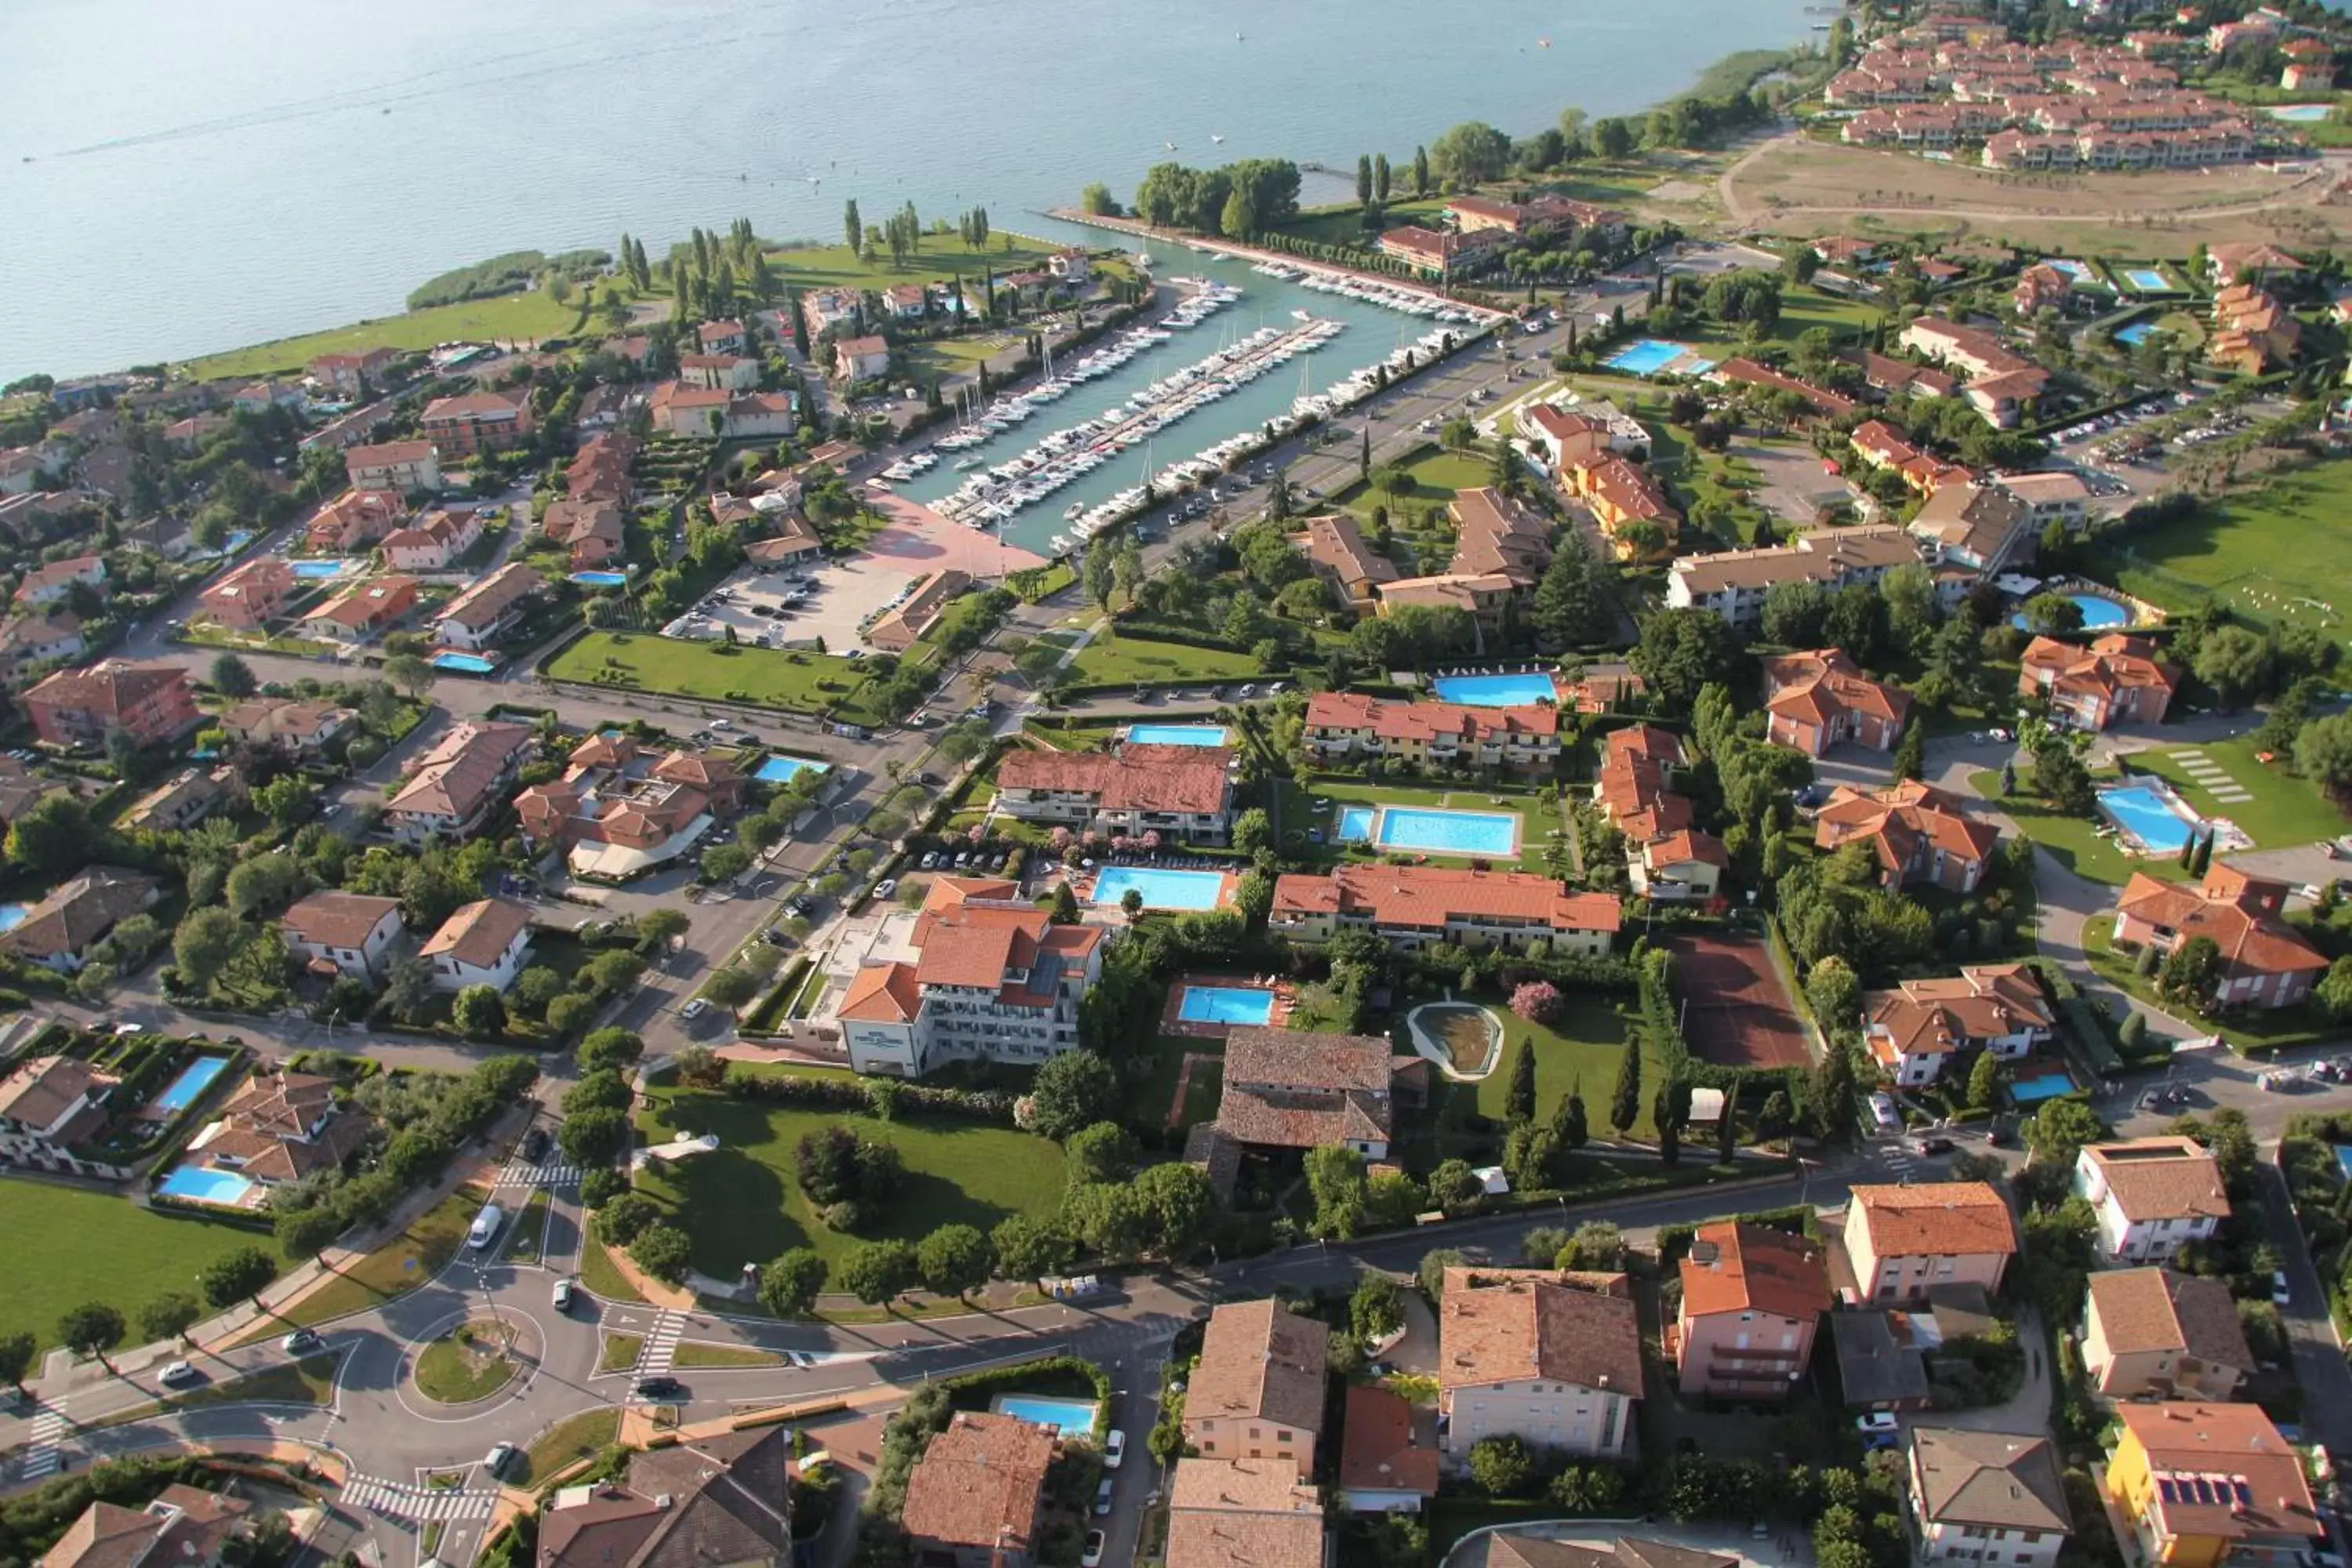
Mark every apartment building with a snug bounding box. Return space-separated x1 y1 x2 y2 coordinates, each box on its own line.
2018 633 2178 729
1813 780 1999 894
343 440 441 494
1301 691 1561 773
417 390 534 456
2105 1403 2322 1568
1673 1221 1831 1399
1439 1269 1642 1463
2113 865 2327 1011
1762 649 1911 757
2074 1138 2230 1264
384 720 535 844
994 743 1236 844
1665 524 1922 630
1862 964 2055 1086
23 661 201 750
1841 1182 2017 1302
2082 1268 2254 1400
1182 1300 1331 1481
1269 864 1621 958
1908 1428 2071 1568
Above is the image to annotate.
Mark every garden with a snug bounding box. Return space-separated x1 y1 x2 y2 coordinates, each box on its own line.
0 1181 288 1356
546 632 885 722
1276 775 1570 877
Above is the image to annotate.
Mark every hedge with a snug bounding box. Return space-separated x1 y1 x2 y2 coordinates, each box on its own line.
720 1065 1018 1126
939 1356 1112 1442
1653 1202 1818 1265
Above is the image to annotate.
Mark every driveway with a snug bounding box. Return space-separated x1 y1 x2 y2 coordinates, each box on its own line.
1915 1304 2053 1436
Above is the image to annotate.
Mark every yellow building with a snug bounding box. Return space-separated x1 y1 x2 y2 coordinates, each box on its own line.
2105 1402 2320 1568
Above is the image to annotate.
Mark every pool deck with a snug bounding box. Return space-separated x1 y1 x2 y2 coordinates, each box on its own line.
1158 972 1294 1040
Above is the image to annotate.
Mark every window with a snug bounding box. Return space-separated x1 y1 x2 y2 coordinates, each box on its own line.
2020 1534 2041 1545
1276 1431 1291 1443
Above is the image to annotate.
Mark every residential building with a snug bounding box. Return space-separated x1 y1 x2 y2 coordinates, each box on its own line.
0 609 87 674
2013 263 2077 316
1519 405 1613 474
1182 1299 1330 1479
1376 224 1503 277
306 488 408 552
1566 454 1679 557
1047 248 1091 285
1298 513 1399 608
1709 357 1857 417
1207 1026 1409 1160
23 661 200 750
514 732 742 880
281 891 406 980
0 757 63 831
2074 1137 2230 1264
541 497 626 569
2210 284 2302 376
995 742 1236 844
1269 864 1621 957
420 898 534 993
379 508 483 572
567 431 637 503
697 319 749 354
1850 422 1971 497
2018 633 2178 728
199 557 298 630
1665 525 1922 630
3 867 162 974
37 1486 254 1568
834 877 1110 1076
1831 1308 1936 1412
2113 865 2327 1011
677 353 761 392
1301 691 1561 773
1860 353 1958 401
2206 242 2305 287
216 698 354 756
899 1412 1054 1568
867 568 971 652
343 439 441 493
1813 780 1999 893
1448 487 1554 583
301 574 419 643
179 1069 374 1189
1673 1221 1831 1399
1898 317 2050 427
14 554 104 608
1439 1268 1642 1462
2105 1403 2322 1568
384 720 535 844
833 336 891 382
434 562 546 650
1374 570 1521 635
0 1054 120 1176
164 413 229 451
1841 1181 2017 1302
1998 471 2093 531
1337 1385 1440 1512
120 768 225 833
309 347 397 397
1862 964 2055 1085
1461 1539 1735 1568
417 390 534 456
1907 1428 2071 1568
2082 1268 2254 1400
537 1428 793 1568
1167 1457 1327 1568
1762 648 1911 757
798 289 859 336
1632 829 1729 902
1911 482 2034 579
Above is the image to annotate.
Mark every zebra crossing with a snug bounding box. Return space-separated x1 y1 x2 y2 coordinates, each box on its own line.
340 1475 499 1522
637 1310 684 1375
493 1161 580 1189
18 1406 64 1480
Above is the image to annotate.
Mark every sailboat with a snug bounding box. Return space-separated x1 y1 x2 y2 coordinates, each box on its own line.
1210 133 1226 143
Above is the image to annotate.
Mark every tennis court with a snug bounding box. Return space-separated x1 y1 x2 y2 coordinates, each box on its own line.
1663 932 1813 1069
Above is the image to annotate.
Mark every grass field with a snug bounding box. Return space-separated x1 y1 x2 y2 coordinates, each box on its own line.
672 1340 786 1368
1970 769 2190 889
1131 1036 1225 1131
0 1185 289 1356
413 1319 519 1403
1065 628 1262 686
517 1408 620 1486
599 1331 644 1373
548 632 880 718
631 1091 1067 1287
1332 447 1494 525
579 1235 645 1304
1273 198 1449 249
1279 776 1566 876
762 233 1062 292
2084 463 2352 652
259 1185 485 1337
180 290 585 380
2125 738 2347 851
1461 993 1661 1139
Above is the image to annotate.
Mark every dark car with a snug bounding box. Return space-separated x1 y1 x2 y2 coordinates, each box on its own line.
635 1376 683 1399
1910 1135 1955 1156
521 1128 550 1162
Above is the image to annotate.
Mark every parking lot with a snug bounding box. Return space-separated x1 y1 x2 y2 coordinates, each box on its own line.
666 556 908 653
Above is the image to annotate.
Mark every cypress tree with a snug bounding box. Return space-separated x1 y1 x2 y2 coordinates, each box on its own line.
1609 1046 1642 1134
1506 1038 1536 1125
1553 1077 1588 1150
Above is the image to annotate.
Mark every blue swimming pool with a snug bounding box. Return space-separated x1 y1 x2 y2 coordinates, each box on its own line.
1093 866 1226 911
2114 322 2158 347
289 560 358 579
991 1394 1099 1436
2123 268 2172 292
2010 1073 2075 1105
432 652 497 673
570 570 629 587
0 903 28 935
1604 339 1709 377
2100 783 2198 855
157 1165 258 1207
1178 985 1277 1025
1127 724 1230 747
1338 806 1377 842
1375 806 1519 856
2012 592 2129 633
2045 260 2097 282
150 1056 227 1115
2271 103 2334 122
1430 672 1559 707
756 755 830 784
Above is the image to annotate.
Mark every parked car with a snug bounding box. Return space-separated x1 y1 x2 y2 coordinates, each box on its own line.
1083 1533 1106 1568
1867 1092 1900 1134
484 1443 518 1479
159 1362 201 1388
1094 1478 1116 1516
874 878 898 899
920 851 940 869
281 1329 323 1356
2275 1271 2294 1307
1856 1413 1900 1450
1104 1429 1126 1469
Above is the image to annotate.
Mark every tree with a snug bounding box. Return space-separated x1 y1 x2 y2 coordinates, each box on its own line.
991 1214 1076 1283
916 1224 993 1298
843 198 861 252
2297 713 2352 798
701 843 750 882
1468 1435 1535 1497
1609 1042 1642 1134
2193 625 2271 710
7 791 96 875
383 654 434 699
1891 723 1924 782
1064 1121 1139 1187
1025 1050 1119 1140
1632 608 1740 711
209 653 257 698
1511 982 1563 1024
1553 1078 1588 1151
630 1223 693 1285
2320 956 2352 1022
1304 1144 1369 1240
1532 528 1616 648
274 1205 343 1261
760 1248 829 1317
1504 1038 1535 1124
1594 117 1635 158
0 1330 34 1395
579 1027 646 1074
595 1192 662 1247
452 983 507 1040
839 1239 919 1305
200 1246 278 1312
1232 807 1273 855
546 992 597 1039
172 907 242 993
1049 881 1081 924
1428 121 1512 188
1806 956 1860 1029
1411 144 1431 197
58 1303 126 1370
2160 933 2223 1008
1351 1272 1406 1342
1560 1219 1626 1271
2025 1097 2106 1168
702 967 760 1010
140 1292 202 1345
1967 1047 2002 1109
561 1107 631 1166
2020 592 2085 637
1079 182 1120 216
564 1069 633 1115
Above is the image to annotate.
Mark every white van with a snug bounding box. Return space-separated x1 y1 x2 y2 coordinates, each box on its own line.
467 1203 506 1250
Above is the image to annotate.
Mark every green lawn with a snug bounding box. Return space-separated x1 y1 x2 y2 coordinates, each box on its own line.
762 233 1063 292
180 290 585 381
1331 447 1494 528
1969 769 2187 889
909 335 1018 379
2083 915 2338 1054
1271 198 1450 249
517 1409 620 1486
548 632 879 718
2082 461 2352 651
1465 992 1661 1138
1280 775 1566 876
672 1340 786 1368
630 1091 1067 1287
2125 739 2348 851
255 1185 485 1338
0 1185 290 1356
1131 1036 1225 1131
1065 628 1262 686
413 1319 520 1404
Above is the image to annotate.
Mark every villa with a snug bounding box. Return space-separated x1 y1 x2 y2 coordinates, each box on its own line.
1439 1268 1642 1463
385 720 535 844
901 1414 1054 1568
542 498 626 569
281 891 406 981
1298 513 1398 608
2104 1403 2322 1568
677 353 761 392
1907 1428 2071 1568
434 562 546 650
1841 1181 2016 1302
1595 726 1726 901
2074 1137 2230 1264
1202 1026 1414 1160
1269 864 1621 956
2112 865 2326 1010
0 1053 121 1177
1565 454 1679 558
1896 317 2049 427
994 743 1235 844
514 731 744 880
301 574 419 643
420 898 535 993
180 1068 375 1187
1849 422 1969 495
310 347 397 397
2018 633 2177 728
2 868 162 974
120 768 227 833
1762 649 1910 757
417 390 533 456
306 488 408 552
1301 691 1561 773
0 608 87 674
1167 1457 1327 1568
1182 1299 1330 1479
1861 964 2056 1086
217 697 354 756
343 440 441 494
15 554 104 608
833 337 891 382
2081 1268 2254 1400
538 1428 793 1568
379 507 482 572
199 557 298 630
40 1486 256 1568
23 660 200 750
1812 780 1999 893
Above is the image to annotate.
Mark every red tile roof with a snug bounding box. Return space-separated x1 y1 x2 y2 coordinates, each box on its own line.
1271 864 1621 934
1764 648 1911 728
1305 690 1558 745
997 744 1232 815
1679 1221 1831 1322
1849 1181 2016 1258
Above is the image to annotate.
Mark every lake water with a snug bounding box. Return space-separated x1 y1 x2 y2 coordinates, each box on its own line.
0 0 1818 379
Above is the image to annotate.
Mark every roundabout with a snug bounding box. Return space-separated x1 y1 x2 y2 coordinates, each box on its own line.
397 1305 545 1419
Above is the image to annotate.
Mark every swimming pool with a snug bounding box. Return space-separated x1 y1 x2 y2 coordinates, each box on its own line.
289 560 358 579
1603 339 1712 377
990 1394 1099 1436
2011 591 2129 633
570 570 629 587
2044 260 2099 283
1338 806 1377 842
1372 806 1520 857
0 903 28 935
2010 1073 2075 1105
1430 672 1559 707
2271 103 2334 122
755 755 830 784
156 1165 259 1207
2114 322 2158 347
1178 985 1277 1025
1092 866 1227 910
2100 783 2199 855
2123 267 2172 292
149 1056 227 1116
2335 1145 2352 1181
1127 724 1230 747
431 652 497 673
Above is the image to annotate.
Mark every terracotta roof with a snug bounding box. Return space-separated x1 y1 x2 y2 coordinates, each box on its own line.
2117 1403 2320 1543
998 745 1232 815
1271 864 1620 935
2081 1138 2230 1224
1166 1457 1326 1568
2115 869 2325 980
346 440 436 471
1848 1181 2016 1259
2085 1268 2253 1369
419 898 532 969
1679 1221 1831 1322
1816 779 1998 881
388 721 532 823
437 563 545 632
1337 1385 1439 1496
1448 486 1553 582
1299 514 1399 588
1440 1268 1642 1394
1170 1456 1323 1515
1911 1428 2070 1532
538 1426 794 1568
3 867 161 961
900 1413 1054 1553
1604 725 1683 767
1226 1027 1393 1094
1864 964 2053 1060
1474 1540 1734 1568
1306 690 1558 745
1763 648 1912 729
0 1054 115 1132
24 660 191 722
1670 524 1921 597
837 962 920 1023
40 1486 252 1568
420 390 526 423
1188 1300 1330 1433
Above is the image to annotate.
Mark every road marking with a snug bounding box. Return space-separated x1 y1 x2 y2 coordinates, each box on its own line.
640 1309 684 1376
341 1475 498 1522
493 1162 579 1189
19 1405 65 1479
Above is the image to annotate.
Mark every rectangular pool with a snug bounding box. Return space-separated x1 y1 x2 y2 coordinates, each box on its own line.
2123 267 2172 292
2335 1145 2352 1181
1178 985 1276 1025
2099 783 2198 855
157 1164 259 1207
1337 806 1377 842
1127 724 1230 747
1375 805 1519 856
432 652 497 673
2045 259 2097 282
2010 1073 2075 1105
149 1056 228 1116
1429 672 1559 707
570 570 629 587
1604 338 1711 377
990 1393 1099 1436
0 903 27 935
756 755 830 784
1092 866 1227 911
289 560 359 579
